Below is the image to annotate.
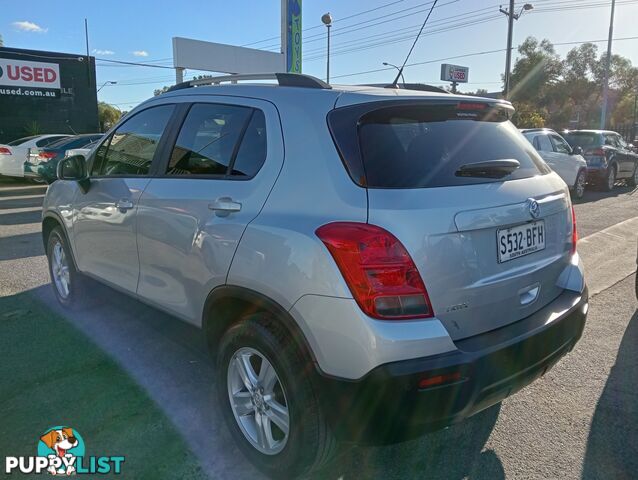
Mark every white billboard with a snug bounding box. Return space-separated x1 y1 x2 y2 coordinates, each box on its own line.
440 64 469 83
0 58 61 89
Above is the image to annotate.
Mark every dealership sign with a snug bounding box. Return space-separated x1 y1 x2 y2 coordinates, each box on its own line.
440 63 469 83
0 58 61 97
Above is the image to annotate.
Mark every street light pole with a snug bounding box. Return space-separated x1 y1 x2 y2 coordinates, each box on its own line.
499 2 533 99
600 0 616 130
321 13 333 84
97 81 117 92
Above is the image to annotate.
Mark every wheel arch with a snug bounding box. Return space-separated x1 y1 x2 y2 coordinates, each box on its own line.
42 212 79 270
202 285 317 366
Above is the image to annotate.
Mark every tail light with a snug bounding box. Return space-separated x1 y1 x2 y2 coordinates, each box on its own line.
316 222 434 319
586 148 605 157
0 147 11 155
38 151 56 160
571 205 578 255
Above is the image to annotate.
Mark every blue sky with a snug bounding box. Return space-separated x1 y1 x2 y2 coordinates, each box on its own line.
3 0 638 111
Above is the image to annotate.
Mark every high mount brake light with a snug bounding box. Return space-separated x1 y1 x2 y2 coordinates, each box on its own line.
316 222 434 320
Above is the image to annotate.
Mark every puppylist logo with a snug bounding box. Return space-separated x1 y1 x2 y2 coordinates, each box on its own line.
5 426 125 475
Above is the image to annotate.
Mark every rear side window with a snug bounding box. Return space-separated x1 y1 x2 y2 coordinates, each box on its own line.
167 103 266 177
531 134 553 152
91 105 174 177
329 102 550 189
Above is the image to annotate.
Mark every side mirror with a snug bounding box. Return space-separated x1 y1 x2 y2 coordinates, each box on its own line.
57 155 87 180
57 155 90 192
571 146 583 155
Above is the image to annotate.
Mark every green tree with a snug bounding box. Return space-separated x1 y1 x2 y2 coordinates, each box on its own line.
98 102 122 132
512 102 546 128
508 37 562 103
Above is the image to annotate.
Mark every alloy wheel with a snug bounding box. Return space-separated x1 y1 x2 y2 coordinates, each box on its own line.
227 347 290 455
51 241 70 299
575 172 586 198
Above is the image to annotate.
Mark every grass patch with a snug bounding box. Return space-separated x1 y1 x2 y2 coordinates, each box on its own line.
0 291 207 479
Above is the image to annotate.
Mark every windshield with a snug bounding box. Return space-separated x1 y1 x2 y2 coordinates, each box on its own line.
563 132 602 148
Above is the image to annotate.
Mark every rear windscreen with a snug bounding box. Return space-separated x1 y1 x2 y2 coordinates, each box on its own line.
328 102 550 189
563 132 602 149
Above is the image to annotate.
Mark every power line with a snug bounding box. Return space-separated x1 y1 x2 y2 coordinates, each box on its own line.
330 35 638 80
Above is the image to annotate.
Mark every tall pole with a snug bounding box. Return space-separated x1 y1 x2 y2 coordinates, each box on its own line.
600 0 616 129
326 24 331 83
503 0 515 99
84 18 91 88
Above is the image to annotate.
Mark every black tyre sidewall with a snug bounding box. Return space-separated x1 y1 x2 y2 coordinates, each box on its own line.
604 164 616 191
216 316 325 478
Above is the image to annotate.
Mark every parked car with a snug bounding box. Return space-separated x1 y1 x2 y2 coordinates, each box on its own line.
64 139 102 160
24 134 102 183
0 134 70 179
562 130 638 191
521 128 588 199
43 74 588 478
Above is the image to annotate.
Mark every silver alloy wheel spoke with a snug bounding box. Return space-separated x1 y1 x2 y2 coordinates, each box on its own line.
258 360 278 393
227 347 289 455
265 399 290 434
232 391 254 416
52 242 70 299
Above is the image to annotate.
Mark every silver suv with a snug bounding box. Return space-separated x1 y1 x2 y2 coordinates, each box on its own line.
43 73 588 478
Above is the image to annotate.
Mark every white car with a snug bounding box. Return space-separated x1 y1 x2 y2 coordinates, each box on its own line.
0 134 70 178
64 139 101 160
521 128 588 199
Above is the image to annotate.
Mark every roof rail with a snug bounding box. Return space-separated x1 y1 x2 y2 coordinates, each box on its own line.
166 73 331 92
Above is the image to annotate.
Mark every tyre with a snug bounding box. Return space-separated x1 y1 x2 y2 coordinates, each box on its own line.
46 226 92 309
572 169 587 200
602 164 616 192
216 315 336 478
628 164 638 187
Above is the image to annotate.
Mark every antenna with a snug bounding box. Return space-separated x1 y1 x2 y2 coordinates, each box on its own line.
391 0 439 87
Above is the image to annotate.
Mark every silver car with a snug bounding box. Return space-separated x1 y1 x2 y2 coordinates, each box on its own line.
43 73 588 477
521 128 588 199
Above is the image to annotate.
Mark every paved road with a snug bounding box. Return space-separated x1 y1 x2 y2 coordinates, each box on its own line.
0 178 636 479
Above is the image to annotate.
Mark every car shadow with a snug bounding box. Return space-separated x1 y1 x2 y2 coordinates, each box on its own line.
582 309 638 479
574 184 636 204
0 210 43 226
315 404 503 479
28 281 504 480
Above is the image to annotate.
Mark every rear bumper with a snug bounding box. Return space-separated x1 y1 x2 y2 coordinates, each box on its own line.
24 162 56 182
586 166 607 181
316 286 588 444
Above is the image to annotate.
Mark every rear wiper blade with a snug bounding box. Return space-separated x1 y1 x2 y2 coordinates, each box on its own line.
455 159 520 179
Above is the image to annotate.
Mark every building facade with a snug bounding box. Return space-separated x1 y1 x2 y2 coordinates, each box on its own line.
0 47 98 143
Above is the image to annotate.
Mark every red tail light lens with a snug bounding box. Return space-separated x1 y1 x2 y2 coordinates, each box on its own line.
316 222 434 319
38 151 56 159
0 147 11 155
571 205 578 255
586 148 605 156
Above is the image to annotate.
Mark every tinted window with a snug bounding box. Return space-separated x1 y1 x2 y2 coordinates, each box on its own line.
36 136 69 147
345 104 548 188
92 105 174 176
167 104 253 176
563 132 603 148
231 110 267 177
550 134 571 154
7 136 38 146
534 134 553 152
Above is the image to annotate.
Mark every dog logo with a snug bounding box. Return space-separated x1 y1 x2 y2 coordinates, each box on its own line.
527 198 541 219
38 427 83 475
4 425 124 475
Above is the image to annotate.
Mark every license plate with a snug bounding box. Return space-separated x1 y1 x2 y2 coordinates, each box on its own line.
497 220 545 263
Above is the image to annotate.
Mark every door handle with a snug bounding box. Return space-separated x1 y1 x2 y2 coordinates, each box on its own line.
115 198 134 211
208 197 242 217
